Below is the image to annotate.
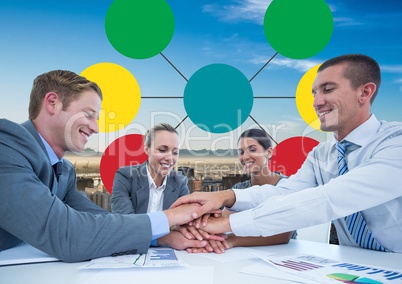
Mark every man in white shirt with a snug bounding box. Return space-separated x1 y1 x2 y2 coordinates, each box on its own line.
172 54 402 253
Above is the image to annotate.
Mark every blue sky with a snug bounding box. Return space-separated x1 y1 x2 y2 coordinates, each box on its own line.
1 0 402 151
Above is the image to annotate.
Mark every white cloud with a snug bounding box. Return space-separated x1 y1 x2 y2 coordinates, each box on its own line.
203 1 349 27
333 17 363 27
203 0 272 25
249 56 320 72
327 3 336 12
394 78 402 93
381 65 402 73
270 59 320 72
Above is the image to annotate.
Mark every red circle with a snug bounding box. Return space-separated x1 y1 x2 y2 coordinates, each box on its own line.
269 136 319 176
100 134 148 193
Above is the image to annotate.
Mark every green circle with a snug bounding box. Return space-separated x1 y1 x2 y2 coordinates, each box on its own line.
184 64 253 134
105 0 174 59
264 0 333 59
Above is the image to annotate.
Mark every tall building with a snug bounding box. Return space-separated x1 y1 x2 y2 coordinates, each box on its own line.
222 173 249 189
187 177 202 193
177 166 195 178
84 191 110 211
201 176 224 191
178 166 203 193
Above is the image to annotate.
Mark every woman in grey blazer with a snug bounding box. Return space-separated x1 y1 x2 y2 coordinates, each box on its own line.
111 123 189 214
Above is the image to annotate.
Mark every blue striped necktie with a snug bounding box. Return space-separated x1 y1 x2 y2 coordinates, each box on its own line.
336 141 386 251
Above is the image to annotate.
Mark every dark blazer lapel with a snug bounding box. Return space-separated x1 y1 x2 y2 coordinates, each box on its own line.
135 163 150 214
21 120 58 193
21 120 47 154
163 174 180 210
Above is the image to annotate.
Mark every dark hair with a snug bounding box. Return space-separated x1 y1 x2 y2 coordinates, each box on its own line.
238 128 272 150
318 54 381 104
29 70 102 119
144 123 178 148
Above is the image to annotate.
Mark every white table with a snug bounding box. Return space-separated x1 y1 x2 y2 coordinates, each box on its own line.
1 240 402 284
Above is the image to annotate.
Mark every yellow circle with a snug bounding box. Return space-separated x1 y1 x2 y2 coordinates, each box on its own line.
81 63 141 133
296 64 321 131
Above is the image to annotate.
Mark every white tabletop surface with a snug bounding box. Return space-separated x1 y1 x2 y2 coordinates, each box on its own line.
1 240 402 284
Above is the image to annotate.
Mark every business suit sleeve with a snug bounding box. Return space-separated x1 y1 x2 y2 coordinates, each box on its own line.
111 167 136 214
0 120 153 262
61 160 108 214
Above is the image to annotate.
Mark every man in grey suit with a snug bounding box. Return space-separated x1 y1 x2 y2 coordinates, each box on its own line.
0 70 208 262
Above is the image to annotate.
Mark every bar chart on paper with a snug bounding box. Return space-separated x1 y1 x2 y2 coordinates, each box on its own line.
148 248 177 261
145 248 181 267
263 255 402 283
270 259 324 271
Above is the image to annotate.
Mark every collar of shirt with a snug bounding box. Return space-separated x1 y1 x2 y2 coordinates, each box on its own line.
38 133 63 165
145 163 167 191
330 114 381 150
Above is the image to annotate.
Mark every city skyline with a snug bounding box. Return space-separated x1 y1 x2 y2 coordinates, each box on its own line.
1 0 402 152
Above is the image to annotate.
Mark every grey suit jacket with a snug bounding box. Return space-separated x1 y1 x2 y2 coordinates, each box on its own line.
110 163 189 214
0 119 153 262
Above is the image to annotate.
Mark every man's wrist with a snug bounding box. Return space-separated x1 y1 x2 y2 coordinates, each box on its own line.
223 189 236 208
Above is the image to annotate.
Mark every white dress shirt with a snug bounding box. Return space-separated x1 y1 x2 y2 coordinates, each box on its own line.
146 166 167 213
229 115 402 252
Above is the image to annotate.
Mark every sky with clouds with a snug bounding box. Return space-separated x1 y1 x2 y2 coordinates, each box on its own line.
1 0 401 151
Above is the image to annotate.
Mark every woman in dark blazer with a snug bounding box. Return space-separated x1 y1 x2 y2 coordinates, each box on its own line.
111 123 189 214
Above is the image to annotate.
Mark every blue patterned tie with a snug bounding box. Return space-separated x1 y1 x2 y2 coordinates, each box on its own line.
336 141 386 251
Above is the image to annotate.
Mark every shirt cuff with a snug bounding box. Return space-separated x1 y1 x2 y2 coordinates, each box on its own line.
229 209 259 236
230 188 251 211
147 211 170 246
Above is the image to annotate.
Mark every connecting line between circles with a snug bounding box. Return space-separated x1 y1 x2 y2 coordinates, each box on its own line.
140 97 295 99
174 115 188 129
141 51 293 132
249 51 278 82
249 115 278 145
160 52 188 82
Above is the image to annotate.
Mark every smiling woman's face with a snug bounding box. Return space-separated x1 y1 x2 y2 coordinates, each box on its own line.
145 130 179 180
237 137 271 175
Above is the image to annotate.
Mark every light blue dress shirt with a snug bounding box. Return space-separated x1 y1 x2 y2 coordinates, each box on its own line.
38 134 62 166
148 211 169 246
229 115 402 252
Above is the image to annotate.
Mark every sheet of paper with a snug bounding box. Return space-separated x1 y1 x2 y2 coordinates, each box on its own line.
258 254 402 283
241 260 320 284
197 247 273 263
0 242 60 266
80 247 182 269
78 266 214 284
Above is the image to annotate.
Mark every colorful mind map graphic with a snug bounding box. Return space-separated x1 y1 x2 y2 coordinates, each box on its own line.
83 0 333 193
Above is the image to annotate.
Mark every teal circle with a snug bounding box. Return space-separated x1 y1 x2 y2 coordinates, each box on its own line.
105 0 174 59
184 64 253 134
264 0 333 59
